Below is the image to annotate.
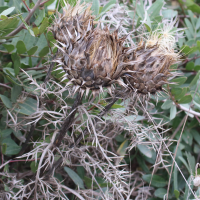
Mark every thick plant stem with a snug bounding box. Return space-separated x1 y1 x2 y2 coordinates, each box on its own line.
53 91 83 148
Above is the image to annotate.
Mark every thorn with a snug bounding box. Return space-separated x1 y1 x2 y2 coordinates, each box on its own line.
107 86 112 96
80 88 85 97
98 85 103 93
61 76 68 82
73 85 80 94
66 27 73 40
85 87 90 97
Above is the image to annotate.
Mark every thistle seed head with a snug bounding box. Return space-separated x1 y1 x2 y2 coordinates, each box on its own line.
123 25 180 95
51 2 128 97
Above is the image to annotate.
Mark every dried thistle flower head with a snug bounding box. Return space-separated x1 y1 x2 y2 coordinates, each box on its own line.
51 1 127 97
123 22 180 94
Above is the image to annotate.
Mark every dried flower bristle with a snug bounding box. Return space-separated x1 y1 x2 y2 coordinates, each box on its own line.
123 33 179 94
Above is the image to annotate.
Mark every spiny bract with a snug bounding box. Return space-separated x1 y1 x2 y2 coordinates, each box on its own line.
51 1 127 97
123 25 179 95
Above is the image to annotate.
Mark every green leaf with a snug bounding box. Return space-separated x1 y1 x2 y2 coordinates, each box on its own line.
186 62 195 70
99 0 116 17
181 45 197 54
111 104 124 109
77 166 85 179
171 88 183 100
162 9 177 19
0 6 9 14
39 46 49 57
0 129 12 139
185 18 194 36
192 130 200 145
0 16 19 35
18 15 35 37
142 174 167 187
39 17 49 34
137 144 152 158
179 156 190 173
117 140 128 158
16 40 27 54
154 188 167 198
15 97 37 115
0 7 15 17
170 105 177 120
30 161 38 173
64 166 85 189
1 143 7 154
178 95 192 104
177 87 188 100
190 71 200 87
11 85 22 103
173 77 188 85
0 94 12 108
27 46 38 56
2 136 21 155
147 0 164 19
173 166 178 191
12 130 25 142
11 53 21 75
174 190 180 199
91 0 99 16
3 43 15 52
161 100 173 110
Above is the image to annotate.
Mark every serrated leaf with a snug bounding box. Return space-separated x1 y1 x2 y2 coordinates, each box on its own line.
178 95 192 104
0 94 12 108
64 166 85 189
154 188 167 198
91 0 99 16
170 105 177 120
142 174 167 187
137 144 152 158
16 40 27 54
39 46 49 57
161 100 173 110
